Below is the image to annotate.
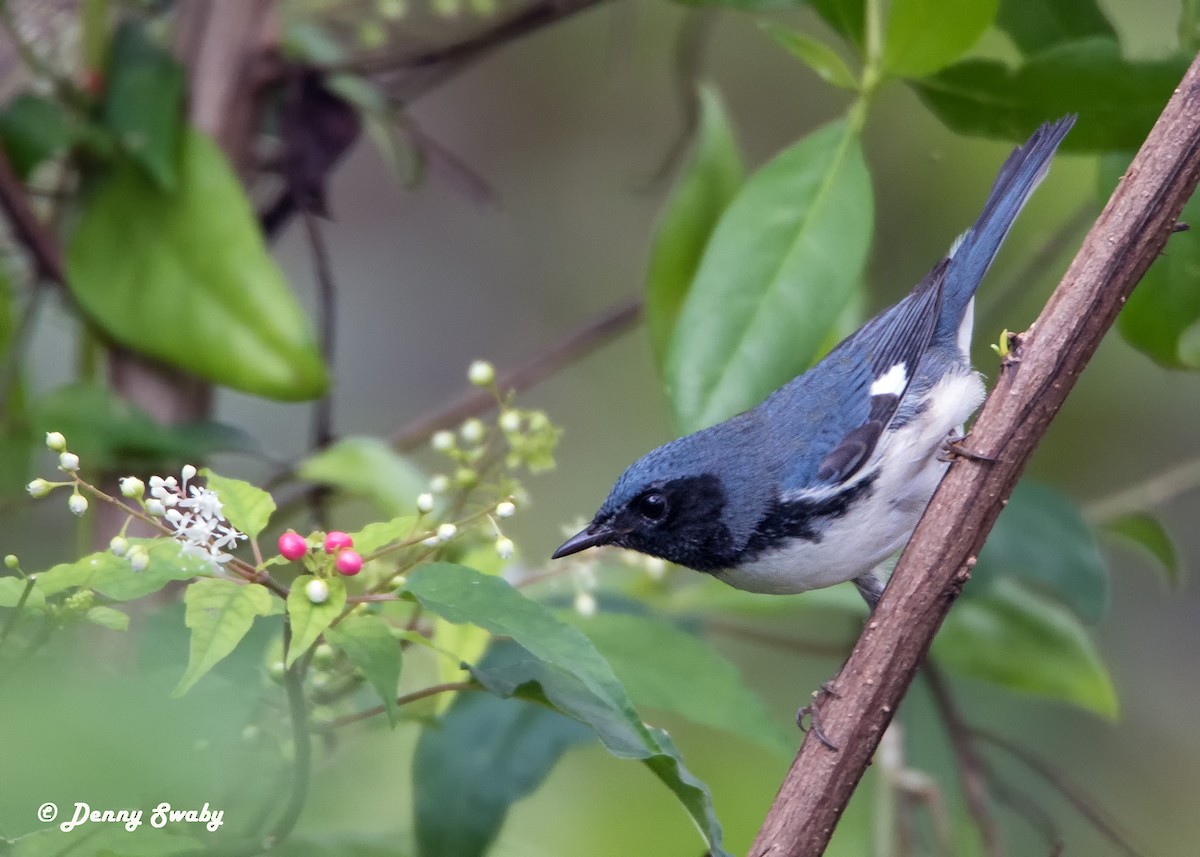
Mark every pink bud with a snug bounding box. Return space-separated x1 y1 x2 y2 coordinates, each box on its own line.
324 531 353 553
278 531 308 561
336 549 363 576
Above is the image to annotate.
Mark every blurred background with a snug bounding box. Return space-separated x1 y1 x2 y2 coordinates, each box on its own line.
1 0 1199 855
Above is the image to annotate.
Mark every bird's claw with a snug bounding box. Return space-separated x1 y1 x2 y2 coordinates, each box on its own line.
938 433 997 464
796 681 840 751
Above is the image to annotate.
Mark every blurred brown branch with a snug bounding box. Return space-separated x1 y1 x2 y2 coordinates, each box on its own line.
749 50 1200 857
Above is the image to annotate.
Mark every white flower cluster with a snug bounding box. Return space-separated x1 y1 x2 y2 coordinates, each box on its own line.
145 466 246 569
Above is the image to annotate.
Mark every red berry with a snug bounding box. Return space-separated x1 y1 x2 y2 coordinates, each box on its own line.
336 549 363 576
278 531 308 561
324 531 353 553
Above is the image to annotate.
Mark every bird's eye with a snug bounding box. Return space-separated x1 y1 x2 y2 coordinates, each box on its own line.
635 491 668 522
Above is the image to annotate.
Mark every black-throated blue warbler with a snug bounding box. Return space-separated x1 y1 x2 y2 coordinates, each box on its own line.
553 117 1074 608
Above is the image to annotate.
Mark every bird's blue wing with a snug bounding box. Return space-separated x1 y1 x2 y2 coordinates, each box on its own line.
763 259 949 489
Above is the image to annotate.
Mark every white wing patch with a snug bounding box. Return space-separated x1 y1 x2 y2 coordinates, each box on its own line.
870 362 908 397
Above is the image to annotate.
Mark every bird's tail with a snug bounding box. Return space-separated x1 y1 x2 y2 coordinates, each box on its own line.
936 115 1076 344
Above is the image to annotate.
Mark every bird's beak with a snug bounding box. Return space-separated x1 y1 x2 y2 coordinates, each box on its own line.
551 523 615 559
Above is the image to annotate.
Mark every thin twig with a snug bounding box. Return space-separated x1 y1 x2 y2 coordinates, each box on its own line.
1084 454 1200 524
0 147 67 287
300 206 337 529
972 727 1144 857
266 626 314 849
390 296 642 451
0 575 36 651
923 665 1002 857
988 772 1064 854
313 680 475 731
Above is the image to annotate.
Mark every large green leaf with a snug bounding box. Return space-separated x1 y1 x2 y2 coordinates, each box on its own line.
809 0 866 48
326 614 403 725
1097 152 1200 369
200 468 275 540
413 642 592 857
297 437 427 516
996 0 1115 56
404 563 728 857
914 38 1188 151
762 24 859 90
665 119 872 432
102 21 185 189
884 0 998 79
174 578 276 695
36 539 213 601
645 84 744 369
66 129 329 400
287 575 347 667
934 579 1117 718
973 481 1109 622
567 611 794 758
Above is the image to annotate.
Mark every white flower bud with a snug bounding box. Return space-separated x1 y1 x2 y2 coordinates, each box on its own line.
128 546 150 572
495 500 516 518
436 523 457 543
416 492 434 514
67 493 88 516
146 498 166 517
58 452 80 472
499 410 522 433
431 430 456 452
495 536 515 560
460 418 485 445
26 478 52 498
305 578 330 604
429 474 451 494
109 536 129 557
467 360 495 386
119 476 145 498
44 431 67 452
421 536 440 548
181 464 197 482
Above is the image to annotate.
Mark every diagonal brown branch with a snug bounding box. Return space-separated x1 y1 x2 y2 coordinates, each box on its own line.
749 51 1200 857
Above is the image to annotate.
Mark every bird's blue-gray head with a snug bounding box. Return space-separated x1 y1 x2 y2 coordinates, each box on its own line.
552 415 777 571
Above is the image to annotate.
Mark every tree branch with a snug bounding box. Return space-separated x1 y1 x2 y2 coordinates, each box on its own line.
749 52 1200 857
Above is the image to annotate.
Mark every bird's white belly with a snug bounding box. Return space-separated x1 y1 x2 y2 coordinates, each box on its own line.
715 370 984 595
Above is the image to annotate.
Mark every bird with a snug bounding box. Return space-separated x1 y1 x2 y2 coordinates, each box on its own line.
551 116 1075 610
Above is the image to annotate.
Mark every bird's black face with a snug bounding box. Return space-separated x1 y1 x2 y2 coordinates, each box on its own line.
552 474 738 572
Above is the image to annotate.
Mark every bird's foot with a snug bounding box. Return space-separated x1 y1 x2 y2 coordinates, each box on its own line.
938 432 997 464
796 681 840 751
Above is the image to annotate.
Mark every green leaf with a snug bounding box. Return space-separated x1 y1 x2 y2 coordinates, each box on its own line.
0 576 45 608
914 39 1189 151
567 611 794 758
297 437 427 516
1103 513 1182 588
326 614 403 725
66 129 329 401
0 94 75 177
665 119 872 431
286 575 347 667
883 0 998 79
973 481 1109 622
200 468 275 539
174 578 275 695
347 516 419 556
85 605 130 631
101 21 185 188
645 84 744 369
405 563 728 857
414 642 592 857
36 539 213 601
762 24 859 90
1098 152 1200 369
933 579 1118 718
668 0 806 10
995 0 1115 56
809 0 866 48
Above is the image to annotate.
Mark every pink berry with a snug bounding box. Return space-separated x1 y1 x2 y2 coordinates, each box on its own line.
336 549 363 576
324 531 353 553
278 531 308 561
